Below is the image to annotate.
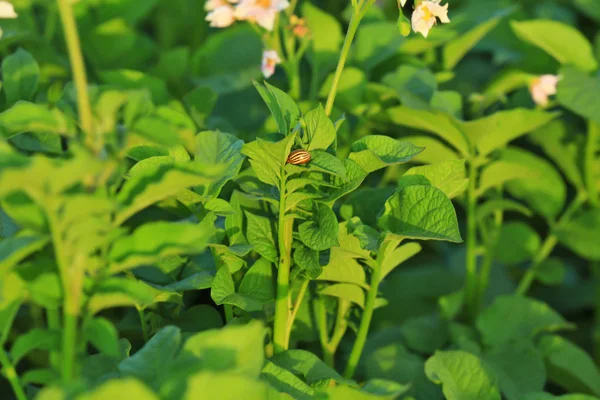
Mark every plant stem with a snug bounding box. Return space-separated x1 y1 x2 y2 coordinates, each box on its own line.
61 311 77 382
585 122 599 207
344 259 382 379
314 298 334 367
324 0 373 116
47 308 61 370
591 262 600 364
56 0 95 152
0 348 27 400
464 159 479 320
138 308 149 342
516 192 587 295
285 279 309 347
273 173 294 354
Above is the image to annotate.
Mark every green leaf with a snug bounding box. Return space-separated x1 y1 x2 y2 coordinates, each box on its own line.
83 318 120 358
355 21 405 70
484 341 546 400
182 372 283 400
400 315 449 354
528 119 585 189
557 67 600 125
555 209 600 260
183 87 217 128
400 160 468 199
382 65 437 110
254 81 300 135
302 1 343 79
402 135 460 164
323 159 369 203
443 16 503 70
340 188 396 227
501 147 566 221
293 245 322 279
379 186 462 243
1 48 40 105
245 212 278 264
21 368 58 386
262 360 315 400
0 102 75 138
118 326 182 384
77 378 159 400
239 258 275 303
88 278 181 314
320 283 365 308
309 150 346 178
109 222 212 272
387 106 470 157
211 266 264 312
299 203 339 251
494 222 541 265
10 328 60 365
478 160 541 196
425 350 501 400
0 233 49 276
304 105 336 151
242 134 296 188
0 273 24 344
349 136 424 174
362 379 412 398
476 295 573 347
476 199 531 221
380 242 422 280
180 321 266 378
539 335 600 396
462 109 558 157
535 258 566 286
195 130 245 199
511 20 598 72
116 161 220 223
270 349 347 385
524 394 600 400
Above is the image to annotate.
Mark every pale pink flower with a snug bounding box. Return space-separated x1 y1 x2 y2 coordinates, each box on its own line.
0 1 18 19
529 74 559 107
411 0 450 38
262 49 281 78
205 0 238 11
235 0 290 31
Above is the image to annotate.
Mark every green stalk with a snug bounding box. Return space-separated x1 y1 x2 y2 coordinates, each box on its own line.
273 172 294 354
516 192 587 295
285 279 309 348
0 348 27 400
464 159 479 320
138 308 149 342
586 122 599 207
344 258 382 379
47 308 61 370
324 0 374 116
56 0 95 152
314 298 334 367
61 311 78 382
592 262 600 364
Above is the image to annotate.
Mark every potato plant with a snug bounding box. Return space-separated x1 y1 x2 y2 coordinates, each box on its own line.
0 0 599 399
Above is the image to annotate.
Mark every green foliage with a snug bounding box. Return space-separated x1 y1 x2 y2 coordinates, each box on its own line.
1 0 599 398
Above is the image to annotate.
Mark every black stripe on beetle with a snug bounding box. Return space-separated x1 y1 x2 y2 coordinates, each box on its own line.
287 149 311 165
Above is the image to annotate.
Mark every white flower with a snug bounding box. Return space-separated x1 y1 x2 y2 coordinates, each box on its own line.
205 0 238 11
262 49 281 78
529 74 559 107
411 0 450 38
235 0 290 31
0 1 18 19
206 5 236 28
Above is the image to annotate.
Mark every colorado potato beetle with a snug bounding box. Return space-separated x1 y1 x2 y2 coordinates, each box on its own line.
287 149 311 165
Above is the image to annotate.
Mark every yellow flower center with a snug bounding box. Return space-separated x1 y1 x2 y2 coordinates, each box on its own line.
257 0 271 7
421 5 434 22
